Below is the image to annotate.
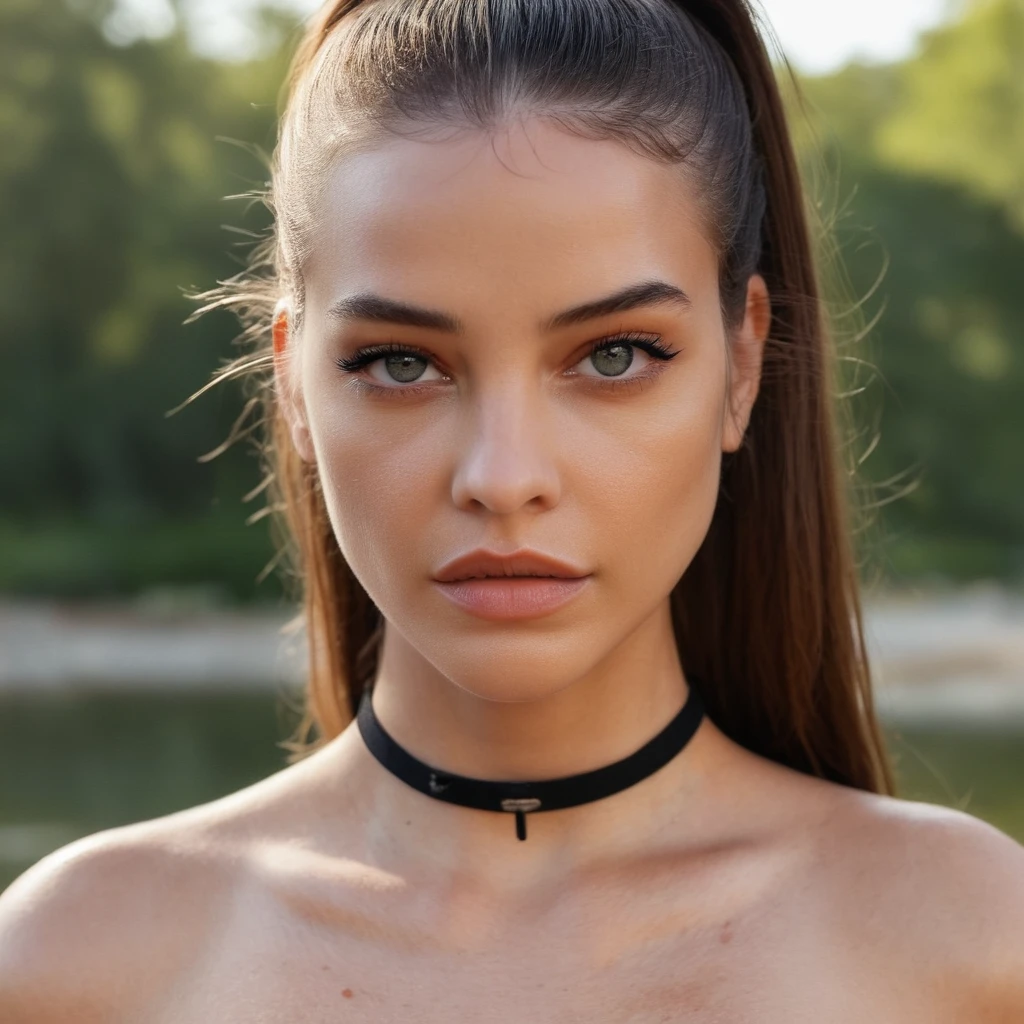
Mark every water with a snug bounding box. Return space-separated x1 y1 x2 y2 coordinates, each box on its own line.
1 691 1022 892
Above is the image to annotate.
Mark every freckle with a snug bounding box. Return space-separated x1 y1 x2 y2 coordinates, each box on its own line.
342 988 354 998
719 920 733 944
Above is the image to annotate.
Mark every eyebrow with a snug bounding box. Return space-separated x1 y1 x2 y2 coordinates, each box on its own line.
324 279 692 334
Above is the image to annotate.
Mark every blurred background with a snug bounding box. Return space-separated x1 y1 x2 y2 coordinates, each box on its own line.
1 0 1022 891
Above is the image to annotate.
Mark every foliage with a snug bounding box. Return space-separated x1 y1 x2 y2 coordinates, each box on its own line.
787 0 1024 584
0 0 295 598
0 0 1020 598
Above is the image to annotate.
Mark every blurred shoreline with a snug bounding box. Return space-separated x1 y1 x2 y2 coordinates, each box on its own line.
2 586 1023 725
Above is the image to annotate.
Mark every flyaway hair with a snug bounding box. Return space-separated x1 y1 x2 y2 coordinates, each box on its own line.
187 0 895 795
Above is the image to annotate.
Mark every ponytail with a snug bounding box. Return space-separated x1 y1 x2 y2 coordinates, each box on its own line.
192 0 895 795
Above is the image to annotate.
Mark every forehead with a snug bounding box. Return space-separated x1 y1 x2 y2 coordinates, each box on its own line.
303 117 718 322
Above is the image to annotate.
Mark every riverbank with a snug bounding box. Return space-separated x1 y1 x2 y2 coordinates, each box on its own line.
2 585 1022 724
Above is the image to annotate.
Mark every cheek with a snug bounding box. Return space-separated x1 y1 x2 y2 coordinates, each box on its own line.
574 373 725 596
303 341 726 609
304 392 445 592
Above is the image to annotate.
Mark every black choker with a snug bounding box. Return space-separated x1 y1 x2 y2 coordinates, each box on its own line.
356 679 705 841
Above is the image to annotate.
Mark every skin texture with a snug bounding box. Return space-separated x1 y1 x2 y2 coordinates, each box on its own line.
2 117 1024 1023
274 116 770 876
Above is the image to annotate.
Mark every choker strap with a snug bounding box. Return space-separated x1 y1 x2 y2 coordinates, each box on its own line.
356 679 705 840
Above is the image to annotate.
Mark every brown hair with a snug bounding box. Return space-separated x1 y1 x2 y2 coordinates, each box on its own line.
187 0 895 794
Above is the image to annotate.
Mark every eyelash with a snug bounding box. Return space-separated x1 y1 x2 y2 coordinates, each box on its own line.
333 331 680 399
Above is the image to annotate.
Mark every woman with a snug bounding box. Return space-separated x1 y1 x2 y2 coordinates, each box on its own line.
2 0 1023 1020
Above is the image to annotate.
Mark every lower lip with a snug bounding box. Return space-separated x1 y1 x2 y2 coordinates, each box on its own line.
433 576 591 621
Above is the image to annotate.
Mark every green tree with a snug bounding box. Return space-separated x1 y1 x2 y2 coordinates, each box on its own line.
876 0 1024 232
0 0 294 597
788 0 1024 582
1 0 1021 596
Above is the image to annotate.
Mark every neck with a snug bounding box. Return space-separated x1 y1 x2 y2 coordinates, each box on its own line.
328 601 727 892
372 620 690 782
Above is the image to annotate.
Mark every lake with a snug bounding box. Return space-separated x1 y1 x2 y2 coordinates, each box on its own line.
1 690 1022 892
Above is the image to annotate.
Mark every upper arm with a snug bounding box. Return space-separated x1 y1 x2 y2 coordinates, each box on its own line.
0 825 228 1023
834 796 1024 1022
937 812 1024 1023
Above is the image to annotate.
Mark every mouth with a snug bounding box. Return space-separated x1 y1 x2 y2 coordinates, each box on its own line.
449 572 582 581
432 574 591 621
432 548 590 584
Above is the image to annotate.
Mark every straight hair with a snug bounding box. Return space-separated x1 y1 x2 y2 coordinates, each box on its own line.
189 0 896 795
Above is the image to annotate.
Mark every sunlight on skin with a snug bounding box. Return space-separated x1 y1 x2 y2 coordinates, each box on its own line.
271 117 770 857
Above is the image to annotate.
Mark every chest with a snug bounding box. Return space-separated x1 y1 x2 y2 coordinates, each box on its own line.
149 870 951 1024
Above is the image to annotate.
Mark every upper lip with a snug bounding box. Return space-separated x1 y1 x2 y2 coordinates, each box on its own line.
433 548 590 582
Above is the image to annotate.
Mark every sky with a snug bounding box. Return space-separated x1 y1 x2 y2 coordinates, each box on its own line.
109 0 965 75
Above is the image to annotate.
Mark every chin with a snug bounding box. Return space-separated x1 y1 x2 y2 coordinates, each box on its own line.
423 632 606 705
449 677 578 705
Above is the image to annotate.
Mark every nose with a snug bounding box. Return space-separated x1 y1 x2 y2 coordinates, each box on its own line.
450 380 562 515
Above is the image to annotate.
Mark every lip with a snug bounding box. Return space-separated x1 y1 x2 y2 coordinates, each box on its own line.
433 548 589 583
432 548 592 622
433 576 591 621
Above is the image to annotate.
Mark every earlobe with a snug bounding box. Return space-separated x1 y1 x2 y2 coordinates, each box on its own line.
271 299 316 464
722 274 770 454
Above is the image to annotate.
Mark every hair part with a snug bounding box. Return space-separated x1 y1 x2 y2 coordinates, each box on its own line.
188 0 895 796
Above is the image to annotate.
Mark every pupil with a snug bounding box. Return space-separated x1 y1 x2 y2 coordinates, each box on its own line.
385 353 426 383
592 344 633 377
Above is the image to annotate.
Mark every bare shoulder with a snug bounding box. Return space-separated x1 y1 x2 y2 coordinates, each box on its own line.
819 787 1024 1021
0 743 341 1023
723 732 1024 1022
0 778 283 1023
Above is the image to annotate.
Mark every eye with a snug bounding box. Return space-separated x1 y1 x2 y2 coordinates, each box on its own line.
335 342 448 386
570 332 679 379
368 350 445 385
334 331 680 398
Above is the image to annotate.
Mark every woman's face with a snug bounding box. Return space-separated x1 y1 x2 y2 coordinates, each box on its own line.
275 116 768 704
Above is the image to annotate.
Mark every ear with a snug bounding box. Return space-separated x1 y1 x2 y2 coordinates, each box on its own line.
721 273 771 454
271 299 315 463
